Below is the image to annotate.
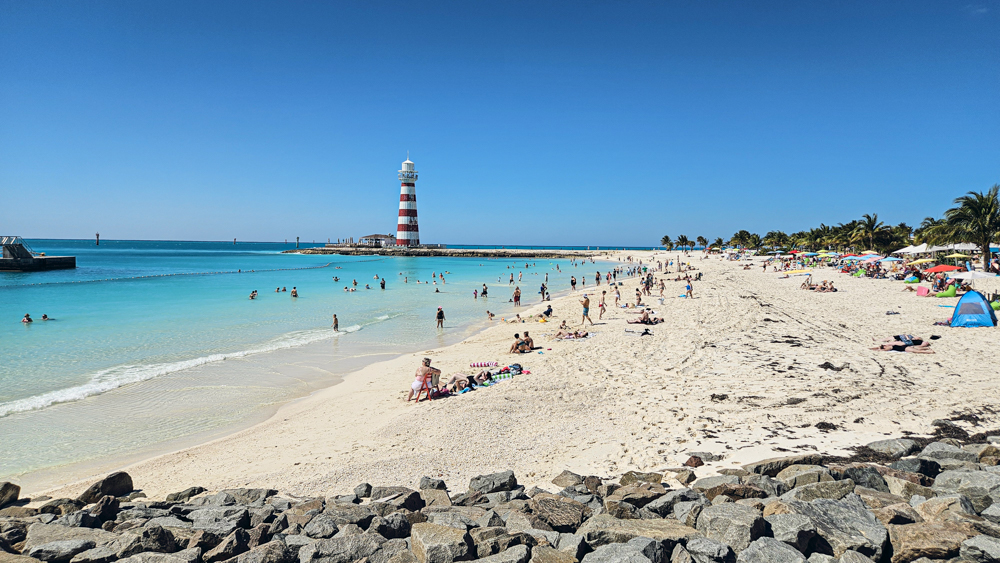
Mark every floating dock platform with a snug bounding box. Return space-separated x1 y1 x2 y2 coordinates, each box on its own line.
0 236 76 272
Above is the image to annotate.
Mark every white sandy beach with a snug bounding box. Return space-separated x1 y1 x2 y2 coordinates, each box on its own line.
32 251 1000 500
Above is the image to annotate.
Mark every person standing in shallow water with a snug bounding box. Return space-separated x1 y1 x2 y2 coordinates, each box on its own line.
332 314 339 331
436 307 445 329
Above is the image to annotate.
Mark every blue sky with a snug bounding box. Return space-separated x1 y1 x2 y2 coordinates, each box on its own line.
1 1 997 246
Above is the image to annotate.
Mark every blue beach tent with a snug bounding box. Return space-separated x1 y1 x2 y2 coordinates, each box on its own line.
950 290 998 328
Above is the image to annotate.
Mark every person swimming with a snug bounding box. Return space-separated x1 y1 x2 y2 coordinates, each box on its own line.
22 313 32 323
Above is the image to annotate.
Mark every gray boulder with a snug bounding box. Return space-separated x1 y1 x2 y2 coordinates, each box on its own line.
961 534 1000 562
695 504 765 554
576 515 698 549
420 478 447 491
322 504 375 529
203 529 251 563
297 533 385 563
409 523 471 563
551 471 584 489
982 503 1000 523
920 442 978 462
742 455 824 477
23 523 120 552
837 551 874 563
784 494 887 560
933 470 1000 514
691 476 740 492
840 468 887 493
302 515 339 539
646 489 707 518
805 555 834 563
55 512 102 529
889 458 941 478
674 502 707 528
683 535 735 562
113 526 178 558
865 439 919 459
469 472 518 495
780 480 855 503
78 473 134 504
472 544 531 563
28 540 97 562
230 541 296 563
764 514 815 552
116 551 200 563
0 482 20 508
739 475 787 498
69 545 118 563
581 543 652 563
354 483 372 498
166 488 207 503
734 537 804 563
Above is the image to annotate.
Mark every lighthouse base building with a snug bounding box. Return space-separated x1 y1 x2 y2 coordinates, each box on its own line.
396 157 420 247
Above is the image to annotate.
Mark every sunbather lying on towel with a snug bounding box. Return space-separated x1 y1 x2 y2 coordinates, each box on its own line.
627 310 663 325
870 334 934 353
555 330 589 339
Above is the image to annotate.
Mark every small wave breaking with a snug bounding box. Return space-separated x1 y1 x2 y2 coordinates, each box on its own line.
0 323 369 419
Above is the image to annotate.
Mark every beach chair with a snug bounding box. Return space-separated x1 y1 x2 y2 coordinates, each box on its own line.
414 378 434 402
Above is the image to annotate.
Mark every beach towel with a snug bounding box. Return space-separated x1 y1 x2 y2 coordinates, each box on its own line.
470 362 498 368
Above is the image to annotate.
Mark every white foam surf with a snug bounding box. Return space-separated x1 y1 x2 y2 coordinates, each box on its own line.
0 324 365 419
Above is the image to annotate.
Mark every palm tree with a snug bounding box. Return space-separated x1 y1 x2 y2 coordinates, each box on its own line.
851 214 888 251
712 237 724 249
730 230 751 248
696 236 708 249
675 235 691 251
944 185 1000 270
746 233 762 250
660 235 673 249
914 216 951 246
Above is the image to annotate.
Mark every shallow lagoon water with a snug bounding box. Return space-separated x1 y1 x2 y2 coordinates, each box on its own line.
2 240 596 482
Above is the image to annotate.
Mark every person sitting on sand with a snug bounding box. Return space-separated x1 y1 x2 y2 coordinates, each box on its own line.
407 358 441 401
522 331 536 350
558 320 570 330
509 333 528 354
542 305 553 317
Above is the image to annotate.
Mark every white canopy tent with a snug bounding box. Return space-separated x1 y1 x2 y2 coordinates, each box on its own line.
892 243 928 255
928 243 979 252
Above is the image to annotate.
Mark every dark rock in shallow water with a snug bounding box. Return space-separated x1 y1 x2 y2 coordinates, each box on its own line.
165 488 206 504
78 473 134 504
469 472 519 495
28 539 97 562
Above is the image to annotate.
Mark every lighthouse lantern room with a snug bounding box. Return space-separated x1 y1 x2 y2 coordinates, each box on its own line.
396 157 419 246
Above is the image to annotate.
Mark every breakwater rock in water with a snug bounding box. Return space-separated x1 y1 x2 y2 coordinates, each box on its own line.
283 247 600 259
7 432 1000 562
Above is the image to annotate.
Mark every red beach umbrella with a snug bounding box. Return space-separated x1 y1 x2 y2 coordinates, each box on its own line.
924 265 961 273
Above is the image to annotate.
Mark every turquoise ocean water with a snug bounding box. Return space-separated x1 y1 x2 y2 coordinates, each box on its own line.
1 240 599 484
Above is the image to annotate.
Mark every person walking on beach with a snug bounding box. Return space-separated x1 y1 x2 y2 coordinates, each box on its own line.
436 307 445 328
332 314 339 331
614 287 621 306
599 291 607 319
580 294 594 326
686 280 694 299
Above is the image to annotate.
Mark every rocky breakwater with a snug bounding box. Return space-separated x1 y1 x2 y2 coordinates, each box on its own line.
8 434 1000 563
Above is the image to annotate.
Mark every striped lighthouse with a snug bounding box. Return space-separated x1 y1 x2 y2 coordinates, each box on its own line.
396 156 420 246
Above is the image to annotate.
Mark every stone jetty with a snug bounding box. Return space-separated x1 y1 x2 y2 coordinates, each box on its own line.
6 428 1000 563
